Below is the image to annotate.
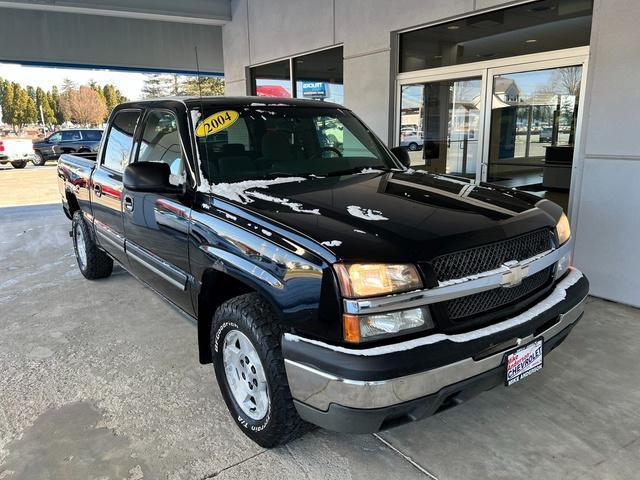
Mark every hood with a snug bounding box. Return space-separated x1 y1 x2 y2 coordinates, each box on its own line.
207 170 560 263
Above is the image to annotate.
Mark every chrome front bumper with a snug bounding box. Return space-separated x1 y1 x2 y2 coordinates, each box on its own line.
284 288 586 413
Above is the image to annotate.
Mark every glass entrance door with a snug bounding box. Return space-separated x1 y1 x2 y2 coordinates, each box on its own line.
399 77 482 178
484 64 583 210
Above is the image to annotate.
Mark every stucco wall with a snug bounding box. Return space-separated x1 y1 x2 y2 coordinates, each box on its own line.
571 0 640 307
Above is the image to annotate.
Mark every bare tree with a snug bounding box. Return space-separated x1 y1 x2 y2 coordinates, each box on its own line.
60 86 108 126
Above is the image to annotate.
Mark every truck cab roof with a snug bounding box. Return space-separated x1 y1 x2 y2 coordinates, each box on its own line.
118 96 345 110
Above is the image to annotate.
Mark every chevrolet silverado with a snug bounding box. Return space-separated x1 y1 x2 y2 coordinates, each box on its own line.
57 97 589 447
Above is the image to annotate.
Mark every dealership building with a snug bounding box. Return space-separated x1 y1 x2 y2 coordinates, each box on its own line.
0 0 638 307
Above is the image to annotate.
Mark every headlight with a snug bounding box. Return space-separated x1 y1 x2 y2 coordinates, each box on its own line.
556 213 571 245
343 307 434 343
334 263 423 298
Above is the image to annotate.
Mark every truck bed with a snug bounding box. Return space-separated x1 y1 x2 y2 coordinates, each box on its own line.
57 153 98 219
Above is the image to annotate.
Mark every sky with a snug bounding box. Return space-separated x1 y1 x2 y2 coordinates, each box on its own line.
0 62 149 100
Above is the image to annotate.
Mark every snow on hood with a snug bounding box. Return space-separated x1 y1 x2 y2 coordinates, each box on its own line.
211 177 321 215
347 205 389 221
320 240 342 247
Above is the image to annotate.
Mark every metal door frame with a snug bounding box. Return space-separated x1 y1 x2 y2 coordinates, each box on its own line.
394 46 589 218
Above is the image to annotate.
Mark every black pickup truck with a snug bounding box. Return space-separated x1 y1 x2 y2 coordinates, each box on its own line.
58 97 589 447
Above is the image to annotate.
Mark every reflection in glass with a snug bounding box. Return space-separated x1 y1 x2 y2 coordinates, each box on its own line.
294 47 344 105
399 0 592 72
487 65 582 211
250 60 292 98
400 78 481 177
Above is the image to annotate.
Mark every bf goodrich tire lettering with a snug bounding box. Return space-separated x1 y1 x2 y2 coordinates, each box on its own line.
211 293 312 447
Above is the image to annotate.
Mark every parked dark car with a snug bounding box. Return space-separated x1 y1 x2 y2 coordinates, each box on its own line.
32 129 102 166
57 97 588 448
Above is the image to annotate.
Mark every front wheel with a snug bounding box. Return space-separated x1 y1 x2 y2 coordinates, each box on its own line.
11 160 27 169
211 293 311 447
408 142 419 151
72 210 113 279
32 152 46 166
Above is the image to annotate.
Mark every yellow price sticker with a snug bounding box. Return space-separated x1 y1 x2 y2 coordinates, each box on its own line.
195 110 239 137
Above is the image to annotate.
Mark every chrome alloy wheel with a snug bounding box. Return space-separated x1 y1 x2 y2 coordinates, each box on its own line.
74 224 87 270
222 329 270 420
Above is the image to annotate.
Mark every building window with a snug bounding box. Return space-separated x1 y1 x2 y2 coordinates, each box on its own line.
294 47 344 104
250 46 343 104
399 0 593 73
250 59 292 98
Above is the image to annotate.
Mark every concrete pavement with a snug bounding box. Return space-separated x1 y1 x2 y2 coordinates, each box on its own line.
1 204 639 479
0 164 60 208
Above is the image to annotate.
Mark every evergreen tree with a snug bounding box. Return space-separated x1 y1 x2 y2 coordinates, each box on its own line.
26 85 37 102
36 87 56 126
183 76 225 96
141 74 169 98
1 82 15 127
50 86 64 125
103 84 128 114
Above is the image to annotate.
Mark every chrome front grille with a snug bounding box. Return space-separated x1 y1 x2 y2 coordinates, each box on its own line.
431 229 555 321
444 267 553 319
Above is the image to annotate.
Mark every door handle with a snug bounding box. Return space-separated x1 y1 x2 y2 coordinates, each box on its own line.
123 194 134 212
93 183 102 197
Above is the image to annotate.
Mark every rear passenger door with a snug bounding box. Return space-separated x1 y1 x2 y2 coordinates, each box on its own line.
92 109 142 266
122 108 194 313
57 130 83 155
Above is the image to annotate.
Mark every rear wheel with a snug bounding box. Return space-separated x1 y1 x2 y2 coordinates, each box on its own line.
11 160 27 169
211 293 311 447
32 151 46 166
408 142 419 151
72 210 113 279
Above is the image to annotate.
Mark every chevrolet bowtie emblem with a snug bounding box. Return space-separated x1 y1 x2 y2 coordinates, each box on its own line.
501 263 529 287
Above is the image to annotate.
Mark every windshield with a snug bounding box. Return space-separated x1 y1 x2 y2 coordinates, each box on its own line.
193 106 397 183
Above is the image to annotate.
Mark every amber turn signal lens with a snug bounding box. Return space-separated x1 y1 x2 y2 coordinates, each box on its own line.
343 314 361 343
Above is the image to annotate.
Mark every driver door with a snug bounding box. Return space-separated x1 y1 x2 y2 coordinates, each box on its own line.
122 108 194 313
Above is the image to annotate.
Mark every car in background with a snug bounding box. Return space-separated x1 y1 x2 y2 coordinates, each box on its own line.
400 132 424 151
0 138 35 169
539 127 553 143
32 129 103 166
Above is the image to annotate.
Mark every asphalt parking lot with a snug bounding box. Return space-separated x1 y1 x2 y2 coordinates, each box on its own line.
1 180 640 479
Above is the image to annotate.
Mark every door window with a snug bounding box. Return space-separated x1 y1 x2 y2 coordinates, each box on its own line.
137 110 184 179
102 110 141 172
487 65 582 206
61 131 82 141
48 132 61 143
400 77 481 177
83 130 103 141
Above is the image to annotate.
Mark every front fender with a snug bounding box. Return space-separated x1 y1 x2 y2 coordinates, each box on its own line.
189 204 341 340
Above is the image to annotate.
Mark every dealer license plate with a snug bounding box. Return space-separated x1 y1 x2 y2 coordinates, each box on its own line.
505 339 543 386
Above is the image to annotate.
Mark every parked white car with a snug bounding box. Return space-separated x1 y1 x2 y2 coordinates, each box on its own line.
400 133 424 151
0 139 35 169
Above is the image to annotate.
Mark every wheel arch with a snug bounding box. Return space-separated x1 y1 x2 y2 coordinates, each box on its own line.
65 191 80 218
196 268 282 364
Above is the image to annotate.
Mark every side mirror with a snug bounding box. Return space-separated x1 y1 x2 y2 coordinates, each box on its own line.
390 146 411 168
123 162 182 193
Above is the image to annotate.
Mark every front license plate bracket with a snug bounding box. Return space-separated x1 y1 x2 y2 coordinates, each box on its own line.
505 339 543 386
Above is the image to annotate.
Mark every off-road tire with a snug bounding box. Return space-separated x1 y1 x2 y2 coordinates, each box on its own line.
211 293 312 447
11 160 27 169
32 152 46 166
72 210 113 279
